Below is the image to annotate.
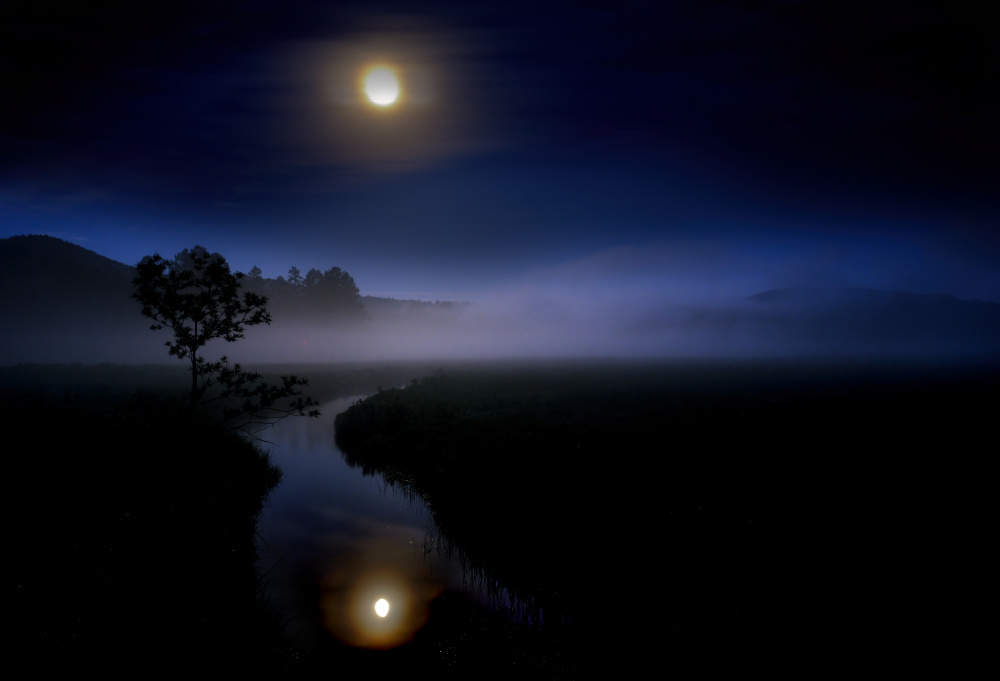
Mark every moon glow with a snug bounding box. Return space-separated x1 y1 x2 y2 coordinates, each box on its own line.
363 67 400 106
374 598 390 617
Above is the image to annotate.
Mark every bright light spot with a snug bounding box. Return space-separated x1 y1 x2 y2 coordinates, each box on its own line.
321 568 433 649
364 67 400 106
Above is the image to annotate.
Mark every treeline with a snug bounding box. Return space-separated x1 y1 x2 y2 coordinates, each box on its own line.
242 264 367 323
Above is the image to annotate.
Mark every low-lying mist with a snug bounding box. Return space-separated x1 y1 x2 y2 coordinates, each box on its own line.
3 287 998 366
222 287 1000 363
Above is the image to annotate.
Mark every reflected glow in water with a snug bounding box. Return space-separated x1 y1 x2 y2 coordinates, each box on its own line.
260 396 457 651
321 566 440 649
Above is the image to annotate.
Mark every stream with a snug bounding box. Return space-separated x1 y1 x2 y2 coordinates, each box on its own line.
256 395 514 655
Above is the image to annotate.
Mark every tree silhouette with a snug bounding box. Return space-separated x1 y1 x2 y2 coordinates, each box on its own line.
133 246 318 432
312 266 365 317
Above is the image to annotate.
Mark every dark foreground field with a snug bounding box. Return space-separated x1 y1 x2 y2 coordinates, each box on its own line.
6 359 998 678
2 361 547 679
5 390 289 677
335 358 1000 677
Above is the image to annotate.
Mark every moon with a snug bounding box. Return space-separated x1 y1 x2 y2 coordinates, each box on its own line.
363 67 400 107
374 598 390 618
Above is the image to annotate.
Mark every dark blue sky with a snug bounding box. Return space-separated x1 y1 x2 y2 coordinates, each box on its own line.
2 1 997 302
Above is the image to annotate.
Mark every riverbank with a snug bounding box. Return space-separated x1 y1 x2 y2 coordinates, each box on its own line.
6 385 292 677
334 358 1000 676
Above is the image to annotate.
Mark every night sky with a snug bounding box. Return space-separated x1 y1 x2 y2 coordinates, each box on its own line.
2 1 997 303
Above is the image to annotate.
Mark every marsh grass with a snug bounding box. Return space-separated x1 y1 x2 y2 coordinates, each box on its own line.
335 358 1000 675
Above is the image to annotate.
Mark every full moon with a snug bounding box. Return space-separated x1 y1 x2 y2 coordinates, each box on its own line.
374 598 390 618
363 67 400 106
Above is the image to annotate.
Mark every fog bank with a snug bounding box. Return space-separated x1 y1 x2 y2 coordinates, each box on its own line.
3 285 998 366
233 287 1000 363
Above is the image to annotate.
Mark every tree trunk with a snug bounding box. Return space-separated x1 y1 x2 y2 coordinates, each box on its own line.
190 350 199 409
190 320 199 409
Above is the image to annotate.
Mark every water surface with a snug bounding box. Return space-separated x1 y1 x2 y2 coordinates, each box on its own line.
258 396 468 650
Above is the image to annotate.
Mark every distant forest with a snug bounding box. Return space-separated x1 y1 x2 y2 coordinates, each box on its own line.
241 264 367 324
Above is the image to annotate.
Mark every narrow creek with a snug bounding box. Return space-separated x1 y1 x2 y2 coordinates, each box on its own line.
256 395 532 660
256 395 457 649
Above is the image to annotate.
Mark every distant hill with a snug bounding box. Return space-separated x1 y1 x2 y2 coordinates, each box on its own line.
748 286 988 307
0 235 152 363
0 234 137 319
744 287 1000 356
